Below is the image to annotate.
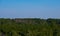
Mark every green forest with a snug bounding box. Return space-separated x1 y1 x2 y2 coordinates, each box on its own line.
0 18 60 36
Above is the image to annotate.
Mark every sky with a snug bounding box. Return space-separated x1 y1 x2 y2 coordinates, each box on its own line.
0 0 60 19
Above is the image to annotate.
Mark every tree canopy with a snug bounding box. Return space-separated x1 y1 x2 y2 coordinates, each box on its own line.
0 18 60 36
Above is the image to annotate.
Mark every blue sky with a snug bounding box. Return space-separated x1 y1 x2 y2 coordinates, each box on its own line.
0 0 60 19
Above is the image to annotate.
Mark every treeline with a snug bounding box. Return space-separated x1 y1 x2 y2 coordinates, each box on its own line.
0 18 60 36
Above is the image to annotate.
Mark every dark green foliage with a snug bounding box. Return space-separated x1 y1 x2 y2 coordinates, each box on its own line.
53 29 58 36
0 18 60 36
